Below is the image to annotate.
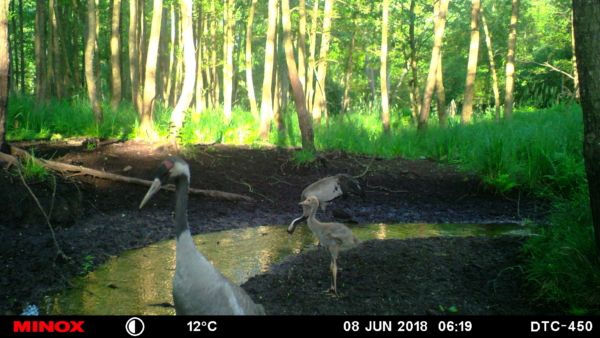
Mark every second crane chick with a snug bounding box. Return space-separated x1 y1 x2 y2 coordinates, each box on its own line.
296 195 360 296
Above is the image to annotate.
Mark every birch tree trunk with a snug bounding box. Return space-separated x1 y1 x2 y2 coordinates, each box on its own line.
504 0 519 119
461 0 480 124
258 0 278 140
34 0 47 102
222 0 234 122
380 0 390 132
85 0 102 123
169 0 196 141
110 0 122 108
128 0 140 112
281 0 315 153
311 0 335 123
418 0 448 131
140 0 163 139
481 9 501 120
245 0 259 118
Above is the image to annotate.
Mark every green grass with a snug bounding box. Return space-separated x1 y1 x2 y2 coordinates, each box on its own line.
7 95 138 141
7 95 598 312
522 188 600 313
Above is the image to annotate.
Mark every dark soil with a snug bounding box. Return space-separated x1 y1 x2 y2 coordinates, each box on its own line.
0 140 552 315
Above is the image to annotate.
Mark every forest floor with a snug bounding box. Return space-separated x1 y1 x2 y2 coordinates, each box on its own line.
0 140 556 315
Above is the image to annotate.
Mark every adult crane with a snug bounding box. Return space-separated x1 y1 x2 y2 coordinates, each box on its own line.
139 157 265 315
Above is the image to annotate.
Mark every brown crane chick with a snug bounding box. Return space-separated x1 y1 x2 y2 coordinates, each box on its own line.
296 195 360 296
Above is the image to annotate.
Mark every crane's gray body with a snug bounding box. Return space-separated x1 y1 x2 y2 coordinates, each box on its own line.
140 157 265 315
173 229 265 315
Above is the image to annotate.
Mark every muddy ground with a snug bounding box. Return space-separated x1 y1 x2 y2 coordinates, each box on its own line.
0 140 553 315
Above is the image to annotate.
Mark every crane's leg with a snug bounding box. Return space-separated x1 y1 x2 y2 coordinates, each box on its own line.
329 246 339 296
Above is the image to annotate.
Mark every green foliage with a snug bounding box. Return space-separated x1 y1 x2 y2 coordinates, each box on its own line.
22 151 48 182
7 95 137 141
522 188 600 314
80 255 95 276
292 149 317 166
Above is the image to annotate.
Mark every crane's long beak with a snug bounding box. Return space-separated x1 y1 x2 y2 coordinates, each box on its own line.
139 178 162 209
287 216 306 234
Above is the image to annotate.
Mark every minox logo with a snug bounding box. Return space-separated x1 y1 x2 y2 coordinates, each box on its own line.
13 320 85 333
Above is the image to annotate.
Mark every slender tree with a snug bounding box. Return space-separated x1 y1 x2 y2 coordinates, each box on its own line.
110 0 122 108
298 0 307 92
198 2 206 115
281 0 315 153
570 11 580 101
461 0 481 124
504 0 519 119
418 0 449 131
140 0 163 139
481 8 501 120
305 0 318 112
311 0 335 122
573 0 600 253
408 0 421 122
169 0 196 140
0 0 8 153
259 0 278 140
18 0 24 93
245 0 258 118
34 0 47 102
341 26 356 114
129 0 140 112
85 0 102 123
223 0 235 122
380 0 390 132
436 55 447 127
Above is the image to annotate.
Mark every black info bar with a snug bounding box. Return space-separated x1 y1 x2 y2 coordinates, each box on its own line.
0 316 597 337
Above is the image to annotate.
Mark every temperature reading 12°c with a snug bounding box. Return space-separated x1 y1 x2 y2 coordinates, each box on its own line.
187 321 217 332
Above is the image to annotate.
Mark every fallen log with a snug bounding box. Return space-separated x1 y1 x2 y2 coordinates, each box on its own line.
1 147 253 202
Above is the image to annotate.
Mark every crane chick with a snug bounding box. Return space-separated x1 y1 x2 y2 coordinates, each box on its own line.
293 195 359 296
288 174 364 234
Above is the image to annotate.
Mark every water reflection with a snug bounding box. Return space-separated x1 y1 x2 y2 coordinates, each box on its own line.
46 222 531 315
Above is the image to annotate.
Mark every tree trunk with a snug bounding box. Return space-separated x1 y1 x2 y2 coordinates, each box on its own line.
298 0 307 93
380 0 390 132
194 4 205 115
110 0 122 108
8 0 16 93
570 12 580 101
504 0 519 119
572 0 600 254
222 0 235 122
34 0 47 102
209 1 218 108
128 0 140 113
481 9 501 120
436 55 447 127
311 0 335 123
258 0 278 140
341 28 356 114
49 0 64 98
169 0 196 140
281 0 314 153
140 0 163 139
18 0 24 93
408 0 421 123
245 0 259 119
0 0 8 153
418 0 448 131
461 0 481 124
85 0 102 123
305 0 318 113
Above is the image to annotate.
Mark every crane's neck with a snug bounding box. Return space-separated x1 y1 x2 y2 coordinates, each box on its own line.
174 176 190 239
